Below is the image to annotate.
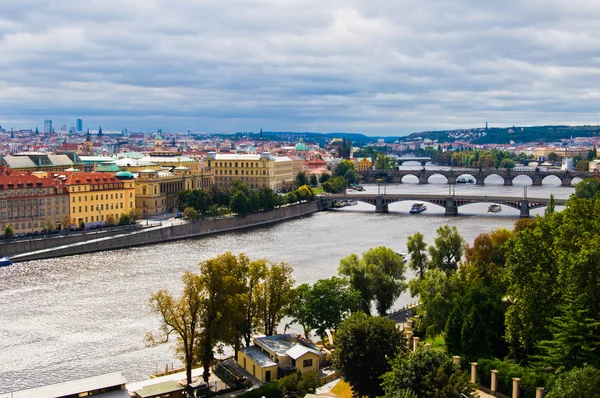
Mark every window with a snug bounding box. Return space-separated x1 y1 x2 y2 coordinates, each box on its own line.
303 359 313 368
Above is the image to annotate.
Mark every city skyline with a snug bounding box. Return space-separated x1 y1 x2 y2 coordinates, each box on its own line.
1 1 599 135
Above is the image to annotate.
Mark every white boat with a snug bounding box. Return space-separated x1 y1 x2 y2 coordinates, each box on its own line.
410 203 427 214
488 204 502 213
456 176 474 184
0 257 12 267
395 251 409 262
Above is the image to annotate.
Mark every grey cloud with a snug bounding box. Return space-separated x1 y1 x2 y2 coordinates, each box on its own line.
0 0 599 134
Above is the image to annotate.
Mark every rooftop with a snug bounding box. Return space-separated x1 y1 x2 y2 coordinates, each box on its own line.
241 346 277 368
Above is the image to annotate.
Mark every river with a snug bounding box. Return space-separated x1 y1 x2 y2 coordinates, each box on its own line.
0 175 574 392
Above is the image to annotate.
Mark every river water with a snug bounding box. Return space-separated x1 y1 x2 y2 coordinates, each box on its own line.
0 174 574 392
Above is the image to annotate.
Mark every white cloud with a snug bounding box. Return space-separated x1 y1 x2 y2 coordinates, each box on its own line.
0 0 599 134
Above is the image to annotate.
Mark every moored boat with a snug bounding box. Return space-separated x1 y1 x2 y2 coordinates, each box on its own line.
456 176 474 183
488 204 502 213
0 257 12 267
410 203 427 214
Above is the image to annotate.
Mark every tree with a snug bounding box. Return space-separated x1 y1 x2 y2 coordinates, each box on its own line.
261 261 295 336
319 173 331 184
575 159 589 171
230 191 250 217
546 366 600 398
118 213 131 225
499 158 515 169
333 313 407 398
241 259 267 346
547 152 559 162
409 268 463 337
339 247 407 315
295 172 309 188
428 225 465 275
105 214 117 226
545 194 556 215
177 189 213 214
375 153 396 170
344 169 359 184
381 347 474 398
286 283 315 338
406 232 428 279
322 176 347 193
333 160 355 178
78 219 85 230
309 277 360 341
296 185 315 202
573 178 600 199
4 223 14 238
309 174 318 187
258 187 277 211
44 220 56 233
129 207 142 221
183 207 199 221
148 271 204 385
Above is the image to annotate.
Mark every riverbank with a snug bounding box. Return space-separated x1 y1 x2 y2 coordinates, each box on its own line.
10 202 319 262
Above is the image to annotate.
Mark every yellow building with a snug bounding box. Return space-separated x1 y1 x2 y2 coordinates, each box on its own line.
237 334 323 383
353 157 373 171
207 153 303 190
62 171 136 227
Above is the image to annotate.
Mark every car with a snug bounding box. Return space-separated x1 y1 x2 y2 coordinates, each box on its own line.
175 212 183 219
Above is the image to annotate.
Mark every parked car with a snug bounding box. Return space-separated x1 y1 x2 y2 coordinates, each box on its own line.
175 212 183 219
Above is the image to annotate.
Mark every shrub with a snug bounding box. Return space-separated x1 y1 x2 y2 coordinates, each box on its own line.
477 358 555 398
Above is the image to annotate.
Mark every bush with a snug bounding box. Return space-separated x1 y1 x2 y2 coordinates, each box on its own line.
237 382 282 398
3 223 14 239
119 213 131 225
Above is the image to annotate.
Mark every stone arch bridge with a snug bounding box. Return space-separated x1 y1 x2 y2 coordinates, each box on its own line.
318 193 567 217
359 168 596 186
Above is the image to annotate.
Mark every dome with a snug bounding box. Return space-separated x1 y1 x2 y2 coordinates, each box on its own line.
295 141 308 151
115 171 135 180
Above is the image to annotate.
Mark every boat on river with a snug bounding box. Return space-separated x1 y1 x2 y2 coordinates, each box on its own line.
0 257 12 267
410 203 427 214
488 204 502 213
456 176 474 183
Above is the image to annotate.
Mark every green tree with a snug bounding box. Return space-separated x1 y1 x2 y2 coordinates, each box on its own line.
333 160 356 178
406 232 428 279
129 207 142 221
319 173 331 184
177 189 213 214
3 223 14 238
295 171 309 188
147 271 204 385
333 313 407 398
381 347 474 398
118 212 131 225
230 191 250 217
573 178 600 199
428 225 465 275
409 268 463 337
546 366 600 398
296 185 315 202
499 158 516 169
545 194 556 216
183 207 199 221
547 152 559 162
375 153 396 170
309 174 318 187
309 277 360 342
286 283 315 338
339 247 407 315
241 259 267 346
261 261 295 336
344 169 359 184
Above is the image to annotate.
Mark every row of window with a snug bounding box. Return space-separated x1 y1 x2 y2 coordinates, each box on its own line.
1 197 66 207
72 193 131 202
71 183 127 192
0 208 66 219
0 188 55 197
218 169 268 176
72 202 132 214
215 161 267 168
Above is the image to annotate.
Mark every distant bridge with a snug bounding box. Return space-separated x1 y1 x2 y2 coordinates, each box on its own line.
360 168 596 186
318 193 567 217
395 156 432 166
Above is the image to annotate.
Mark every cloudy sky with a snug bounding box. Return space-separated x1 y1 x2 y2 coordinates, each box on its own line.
1 0 599 135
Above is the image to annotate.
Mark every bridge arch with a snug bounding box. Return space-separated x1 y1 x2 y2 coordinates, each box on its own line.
427 173 449 184
540 174 562 186
483 174 506 185
401 174 420 184
570 176 583 186
511 175 533 185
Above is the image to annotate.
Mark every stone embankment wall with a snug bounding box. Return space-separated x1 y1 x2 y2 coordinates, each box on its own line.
12 202 319 262
0 225 143 258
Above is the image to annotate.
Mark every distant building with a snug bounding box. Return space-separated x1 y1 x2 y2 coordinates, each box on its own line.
206 153 303 190
76 118 83 132
561 157 574 171
44 119 53 133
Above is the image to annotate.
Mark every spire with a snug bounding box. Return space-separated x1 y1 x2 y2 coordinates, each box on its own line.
98 126 103 136
86 129 91 142
35 127 39 135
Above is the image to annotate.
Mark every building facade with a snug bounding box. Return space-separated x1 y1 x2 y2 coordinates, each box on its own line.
207 153 303 190
0 174 69 235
